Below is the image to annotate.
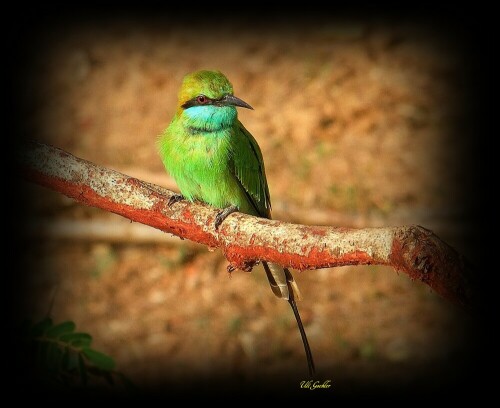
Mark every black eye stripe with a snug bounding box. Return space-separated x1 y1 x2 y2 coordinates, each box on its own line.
180 95 231 109
182 95 216 109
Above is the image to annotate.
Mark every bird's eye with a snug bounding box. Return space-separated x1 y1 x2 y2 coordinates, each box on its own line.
196 95 208 104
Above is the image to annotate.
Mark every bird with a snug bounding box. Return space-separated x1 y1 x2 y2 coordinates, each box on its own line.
158 70 315 376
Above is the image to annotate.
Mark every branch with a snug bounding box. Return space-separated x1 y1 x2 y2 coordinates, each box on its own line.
18 141 477 309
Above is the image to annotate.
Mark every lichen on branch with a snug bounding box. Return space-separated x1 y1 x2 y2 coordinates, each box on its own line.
18 141 477 309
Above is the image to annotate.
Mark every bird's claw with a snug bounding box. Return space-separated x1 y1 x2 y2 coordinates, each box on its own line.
226 260 257 275
168 194 184 207
214 205 239 230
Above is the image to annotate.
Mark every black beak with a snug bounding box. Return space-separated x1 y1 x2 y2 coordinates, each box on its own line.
220 94 254 110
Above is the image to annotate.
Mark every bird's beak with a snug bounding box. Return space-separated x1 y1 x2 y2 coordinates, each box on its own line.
220 94 254 110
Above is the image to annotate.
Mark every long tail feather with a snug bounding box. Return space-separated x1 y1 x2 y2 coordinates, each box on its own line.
289 296 316 377
284 267 302 301
263 261 289 299
262 261 315 377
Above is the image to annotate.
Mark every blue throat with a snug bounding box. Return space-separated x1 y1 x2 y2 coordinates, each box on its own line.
182 105 237 133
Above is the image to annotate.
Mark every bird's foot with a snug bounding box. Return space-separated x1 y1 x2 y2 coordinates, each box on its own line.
226 259 258 277
227 264 237 277
214 205 238 230
168 194 184 207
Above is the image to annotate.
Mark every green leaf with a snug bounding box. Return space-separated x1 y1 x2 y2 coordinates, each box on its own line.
82 348 115 371
78 353 88 386
46 343 61 371
30 317 53 337
102 371 115 386
117 372 138 392
46 321 76 338
62 348 70 370
60 348 78 372
59 332 93 348
65 350 80 371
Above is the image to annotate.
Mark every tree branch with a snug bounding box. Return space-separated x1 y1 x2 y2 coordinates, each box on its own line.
18 141 477 309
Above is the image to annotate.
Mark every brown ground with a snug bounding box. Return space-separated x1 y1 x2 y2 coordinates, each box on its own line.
19 20 475 395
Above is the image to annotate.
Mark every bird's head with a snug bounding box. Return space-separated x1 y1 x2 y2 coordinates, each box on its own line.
176 70 253 131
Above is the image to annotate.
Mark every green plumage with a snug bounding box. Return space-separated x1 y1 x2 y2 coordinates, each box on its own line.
159 70 270 218
158 70 314 375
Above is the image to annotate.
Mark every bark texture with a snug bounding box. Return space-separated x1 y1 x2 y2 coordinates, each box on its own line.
19 141 476 309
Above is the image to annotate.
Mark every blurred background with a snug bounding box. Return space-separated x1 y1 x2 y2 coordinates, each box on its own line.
14 14 482 397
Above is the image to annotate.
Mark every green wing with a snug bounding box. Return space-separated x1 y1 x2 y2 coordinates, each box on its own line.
231 122 272 218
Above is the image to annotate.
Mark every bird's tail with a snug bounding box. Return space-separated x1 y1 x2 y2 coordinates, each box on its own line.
262 261 315 377
263 261 302 301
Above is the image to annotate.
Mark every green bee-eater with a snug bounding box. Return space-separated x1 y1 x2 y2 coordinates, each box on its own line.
158 70 315 376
